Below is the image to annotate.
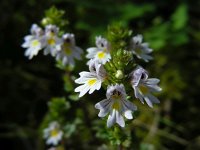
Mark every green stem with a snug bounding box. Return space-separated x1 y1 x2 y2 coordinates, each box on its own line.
118 143 123 150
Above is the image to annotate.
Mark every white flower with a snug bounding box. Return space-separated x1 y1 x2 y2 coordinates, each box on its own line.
130 34 153 62
22 24 45 59
131 66 148 86
43 25 62 56
75 60 106 97
95 84 137 128
86 36 111 64
56 33 83 66
43 121 63 146
131 67 162 108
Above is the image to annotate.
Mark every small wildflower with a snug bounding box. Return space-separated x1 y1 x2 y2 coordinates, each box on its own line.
56 33 83 66
131 66 148 86
22 24 45 59
75 60 106 97
43 121 63 146
130 34 153 62
95 84 137 128
131 67 162 108
86 36 111 64
43 24 62 56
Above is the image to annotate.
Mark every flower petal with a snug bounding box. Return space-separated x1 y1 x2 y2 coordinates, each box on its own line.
122 99 137 111
116 110 125 127
107 109 116 128
147 94 160 104
89 80 101 94
75 72 95 84
133 34 143 44
95 99 111 117
44 47 50 55
124 110 133 119
145 78 160 84
133 87 144 103
143 95 153 108
140 54 153 62
86 48 99 58
75 84 90 97
148 85 162 92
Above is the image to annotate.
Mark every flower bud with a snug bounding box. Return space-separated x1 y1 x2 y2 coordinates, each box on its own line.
115 70 124 79
116 49 123 57
41 17 51 26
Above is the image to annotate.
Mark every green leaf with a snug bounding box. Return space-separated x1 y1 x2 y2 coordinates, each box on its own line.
171 3 188 30
140 143 155 150
144 23 170 50
68 94 80 101
63 74 74 92
119 3 155 21
170 31 189 46
48 97 71 120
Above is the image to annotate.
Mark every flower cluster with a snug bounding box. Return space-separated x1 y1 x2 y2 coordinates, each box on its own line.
23 22 161 129
75 32 162 128
22 24 83 66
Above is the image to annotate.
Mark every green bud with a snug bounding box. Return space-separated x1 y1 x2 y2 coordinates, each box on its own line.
41 17 51 26
116 49 123 57
115 70 124 79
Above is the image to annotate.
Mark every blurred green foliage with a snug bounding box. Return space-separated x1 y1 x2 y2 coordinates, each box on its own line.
0 0 200 149
42 6 68 29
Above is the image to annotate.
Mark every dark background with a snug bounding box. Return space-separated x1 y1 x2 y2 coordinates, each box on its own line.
0 0 200 149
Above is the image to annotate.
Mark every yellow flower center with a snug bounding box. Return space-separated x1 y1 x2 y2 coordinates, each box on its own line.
63 43 72 55
50 129 59 137
47 38 56 45
112 101 120 110
111 90 122 110
88 79 97 86
31 40 40 47
139 85 149 94
97 51 106 59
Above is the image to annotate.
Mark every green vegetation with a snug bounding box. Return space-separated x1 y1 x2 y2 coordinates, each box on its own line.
0 0 200 149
